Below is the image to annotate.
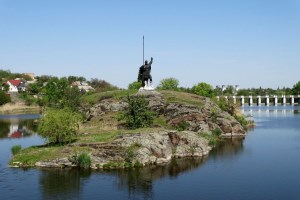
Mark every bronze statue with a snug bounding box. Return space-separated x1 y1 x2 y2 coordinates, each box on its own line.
138 57 153 88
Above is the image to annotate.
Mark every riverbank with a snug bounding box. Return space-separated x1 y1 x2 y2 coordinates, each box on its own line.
0 103 41 114
10 90 248 169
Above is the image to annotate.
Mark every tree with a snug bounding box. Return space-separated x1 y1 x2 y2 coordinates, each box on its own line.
27 83 40 94
215 96 238 116
44 77 82 110
0 91 11 105
128 81 142 90
118 95 153 129
157 78 179 90
44 77 69 108
62 86 81 111
38 108 83 144
36 75 53 87
89 78 118 92
292 81 300 95
67 76 86 84
0 69 11 80
192 82 215 98
2 84 9 93
223 85 234 95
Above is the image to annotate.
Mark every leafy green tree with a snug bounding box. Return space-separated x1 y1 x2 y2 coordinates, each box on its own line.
292 81 300 95
0 91 11 105
223 85 235 95
89 78 118 92
27 83 40 94
214 86 222 96
62 86 81 111
157 78 179 90
2 84 9 93
128 81 142 90
0 69 11 77
118 95 153 129
49 77 82 110
36 75 53 87
192 82 215 98
38 108 83 144
215 96 238 116
67 76 86 84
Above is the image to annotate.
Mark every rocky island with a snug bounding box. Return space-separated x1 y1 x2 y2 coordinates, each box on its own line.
10 90 247 169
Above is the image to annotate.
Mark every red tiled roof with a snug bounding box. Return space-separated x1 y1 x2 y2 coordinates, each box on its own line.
7 80 21 86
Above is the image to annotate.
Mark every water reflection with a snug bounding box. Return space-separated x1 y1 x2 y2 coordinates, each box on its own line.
112 158 207 199
37 158 208 200
242 105 300 116
39 168 91 200
210 138 244 159
28 118 243 200
0 115 40 139
37 144 248 200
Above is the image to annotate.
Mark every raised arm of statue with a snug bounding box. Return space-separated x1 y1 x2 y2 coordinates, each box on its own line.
149 57 153 65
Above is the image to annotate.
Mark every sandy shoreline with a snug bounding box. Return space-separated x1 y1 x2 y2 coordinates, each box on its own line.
0 103 41 114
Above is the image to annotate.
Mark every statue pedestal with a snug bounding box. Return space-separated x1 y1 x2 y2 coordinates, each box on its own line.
139 85 155 91
137 88 161 97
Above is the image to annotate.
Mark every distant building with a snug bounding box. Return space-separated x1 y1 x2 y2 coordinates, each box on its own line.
222 85 227 92
22 73 35 80
216 85 239 95
71 81 95 93
3 80 26 93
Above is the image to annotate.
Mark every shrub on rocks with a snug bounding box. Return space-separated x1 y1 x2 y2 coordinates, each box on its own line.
117 95 154 129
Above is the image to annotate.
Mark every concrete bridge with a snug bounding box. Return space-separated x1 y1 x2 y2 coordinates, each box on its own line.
216 95 300 105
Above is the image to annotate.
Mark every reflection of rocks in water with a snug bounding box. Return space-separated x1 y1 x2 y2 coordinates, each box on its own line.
39 168 91 200
104 157 206 200
0 117 39 139
210 138 244 159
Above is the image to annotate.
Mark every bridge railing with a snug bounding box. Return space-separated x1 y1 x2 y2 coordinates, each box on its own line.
216 95 300 105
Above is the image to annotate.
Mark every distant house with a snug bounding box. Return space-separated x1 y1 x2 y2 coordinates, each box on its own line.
71 81 95 93
4 80 26 93
22 73 35 80
23 73 37 85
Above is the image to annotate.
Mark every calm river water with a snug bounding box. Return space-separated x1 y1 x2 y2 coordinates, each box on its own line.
1 106 300 200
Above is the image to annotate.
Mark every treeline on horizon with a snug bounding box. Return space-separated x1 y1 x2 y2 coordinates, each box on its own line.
1 69 300 104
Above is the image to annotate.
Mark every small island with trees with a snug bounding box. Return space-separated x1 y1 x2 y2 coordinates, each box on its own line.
2 69 300 169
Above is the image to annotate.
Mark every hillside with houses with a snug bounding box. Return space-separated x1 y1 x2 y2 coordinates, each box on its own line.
0 70 118 112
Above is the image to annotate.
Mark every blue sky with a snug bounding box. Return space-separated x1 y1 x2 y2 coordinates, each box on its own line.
0 0 299 89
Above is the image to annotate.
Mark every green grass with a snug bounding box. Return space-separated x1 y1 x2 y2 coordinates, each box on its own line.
160 90 205 108
79 127 167 144
80 90 137 105
77 152 91 169
153 115 172 129
10 145 91 167
79 131 119 143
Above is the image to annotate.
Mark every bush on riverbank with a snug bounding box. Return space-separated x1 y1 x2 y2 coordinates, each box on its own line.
38 108 83 144
71 152 91 169
0 91 11 105
11 145 22 155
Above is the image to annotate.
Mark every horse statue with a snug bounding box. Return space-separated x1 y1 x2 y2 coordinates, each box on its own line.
138 57 154 90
